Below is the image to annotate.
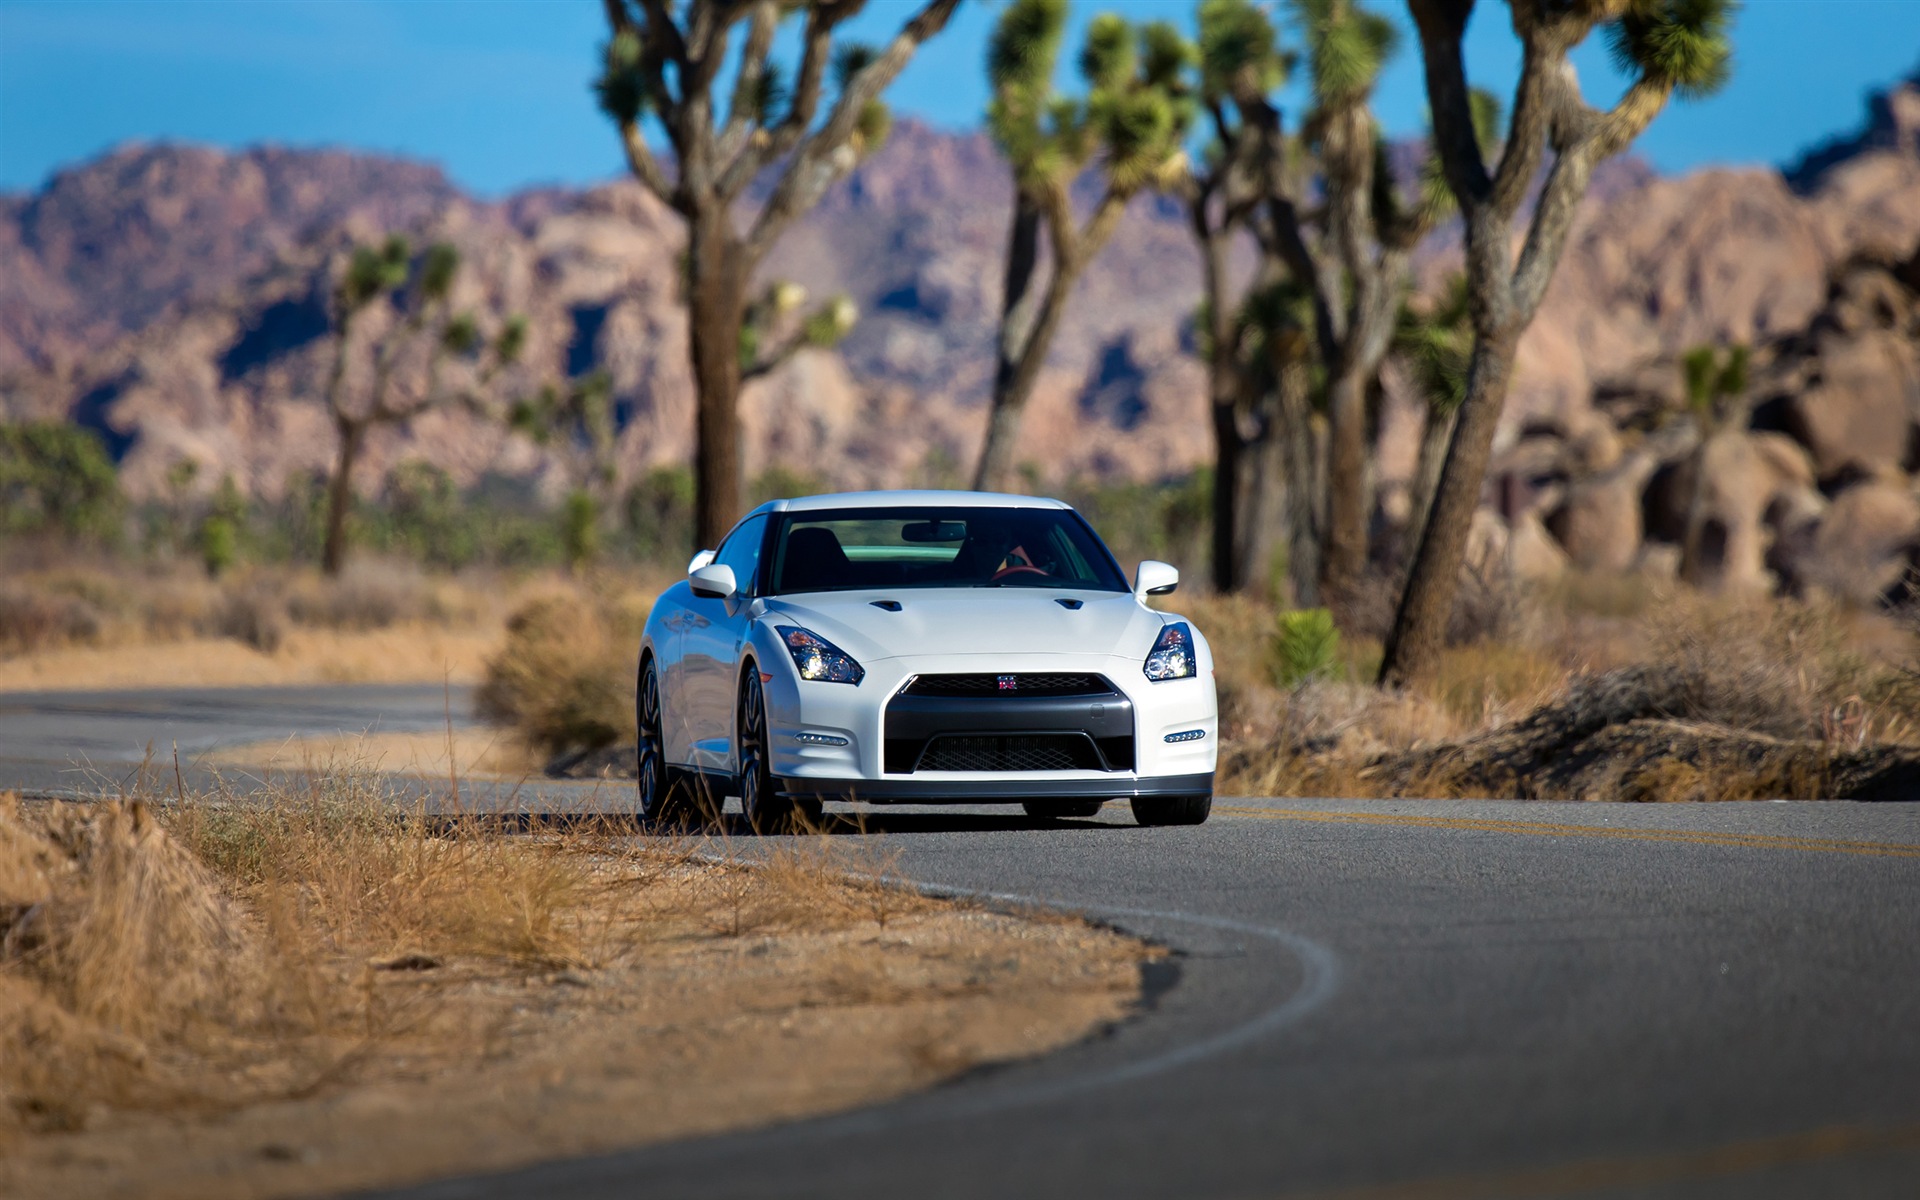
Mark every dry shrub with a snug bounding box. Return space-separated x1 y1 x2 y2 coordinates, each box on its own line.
284 562 430 632
0 588 104 657
214 582 288 653
478 585 647 757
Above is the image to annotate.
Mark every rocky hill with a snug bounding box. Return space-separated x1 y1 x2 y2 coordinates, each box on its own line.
3 72 1919 594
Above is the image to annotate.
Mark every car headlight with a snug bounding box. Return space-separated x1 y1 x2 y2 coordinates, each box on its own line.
776 625 865 685
1143 621 1196 682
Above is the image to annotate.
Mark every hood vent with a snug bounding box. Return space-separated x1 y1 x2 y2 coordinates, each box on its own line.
1055 598 1084 610
869 599 902 612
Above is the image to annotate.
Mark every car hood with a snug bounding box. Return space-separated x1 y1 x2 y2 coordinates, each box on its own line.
758 589 1164 663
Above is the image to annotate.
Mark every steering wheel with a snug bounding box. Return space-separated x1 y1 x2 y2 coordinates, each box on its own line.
990 564 1051 582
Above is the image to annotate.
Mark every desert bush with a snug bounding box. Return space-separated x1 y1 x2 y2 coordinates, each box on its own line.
0 422 123 545
1269 609 1341 688
285 562 430 631
0 587 105 657
215 583 288 653
477 586 646 757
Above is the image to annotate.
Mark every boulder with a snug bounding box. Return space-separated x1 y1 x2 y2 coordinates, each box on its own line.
1677 431 1818 593
1783 479 1920 604
1781 329 1919 480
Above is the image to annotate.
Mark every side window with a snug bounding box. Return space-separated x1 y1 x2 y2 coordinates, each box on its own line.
712 515 769 597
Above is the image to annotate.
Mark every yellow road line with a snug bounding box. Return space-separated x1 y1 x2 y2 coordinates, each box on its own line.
1283 1121 1920 1199
1216 806 1920 859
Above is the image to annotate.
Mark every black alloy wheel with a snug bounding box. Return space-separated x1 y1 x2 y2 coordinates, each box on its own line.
738 669 821 835
1022 799 1107 821
636 658 696 829
1130 794 1212 827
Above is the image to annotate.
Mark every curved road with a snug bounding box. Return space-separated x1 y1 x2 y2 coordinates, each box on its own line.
3 685 1917 1198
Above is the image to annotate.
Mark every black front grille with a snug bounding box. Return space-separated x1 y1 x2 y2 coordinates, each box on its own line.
916 734 1106 773
901 673 1117 698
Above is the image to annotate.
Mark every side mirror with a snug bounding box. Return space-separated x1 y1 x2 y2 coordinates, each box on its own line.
687 549 717 573
689 563 737 601
1135 560 1179 598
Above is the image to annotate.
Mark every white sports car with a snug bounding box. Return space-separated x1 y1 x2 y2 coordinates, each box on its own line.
635 490 1218 832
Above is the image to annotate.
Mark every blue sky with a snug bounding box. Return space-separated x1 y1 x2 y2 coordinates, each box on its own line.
2 1 1916 196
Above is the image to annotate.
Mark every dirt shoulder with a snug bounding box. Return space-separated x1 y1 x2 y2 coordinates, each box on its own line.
0 798 1152 1200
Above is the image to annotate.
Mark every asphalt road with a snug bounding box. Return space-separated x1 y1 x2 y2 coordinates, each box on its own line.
4 685 1918 1199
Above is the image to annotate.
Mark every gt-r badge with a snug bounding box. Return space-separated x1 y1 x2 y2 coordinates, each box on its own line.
997 675 1018 691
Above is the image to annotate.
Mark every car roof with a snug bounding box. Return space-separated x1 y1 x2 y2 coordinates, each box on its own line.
754 489 1072 515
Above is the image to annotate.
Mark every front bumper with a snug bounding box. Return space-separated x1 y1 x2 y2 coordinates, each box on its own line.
758 648 1218 800
778 771 1216 804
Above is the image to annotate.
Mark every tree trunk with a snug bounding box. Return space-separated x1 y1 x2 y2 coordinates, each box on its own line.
974 261 1079 493
322 415 366 577
1403 402 1459 564
974 195 1055 493
1236 385 1289 600
1196 228 1243 593
1378 329 1519 688
686 217 749 552
1321 363 1372 605
1277 352 1322 608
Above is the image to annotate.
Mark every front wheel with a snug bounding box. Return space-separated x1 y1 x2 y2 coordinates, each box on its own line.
1130 794 1212 827
636 657 704 829
738 670 820 835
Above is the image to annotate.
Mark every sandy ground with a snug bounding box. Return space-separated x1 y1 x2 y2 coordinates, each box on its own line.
0 625 497 692
0 850 1152 1200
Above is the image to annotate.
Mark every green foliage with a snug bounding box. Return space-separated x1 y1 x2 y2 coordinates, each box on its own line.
594 29 648 125
0 422 122 544
1269 608 1341 687
197 476 246 577
1681 342 1750 426
1609 0 1738 99
625 466 696 564
1395 273 1473 417
198 516 237 578
441 312 481 356
419 242 460 303
833 42 881 89
748 62 789 126
853 98 893 156
339 236 410 313
1197 0 1288 100
1292 0 1398 109
804 296 859 347
1079 14 1138 92
988 1 1191 196
988 0 1068 94
561 489 600 572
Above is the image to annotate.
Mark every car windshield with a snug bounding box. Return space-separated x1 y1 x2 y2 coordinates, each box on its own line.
767 506 1130 595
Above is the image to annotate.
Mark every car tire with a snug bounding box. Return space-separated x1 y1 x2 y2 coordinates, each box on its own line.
738 669 819 835
1022 799 1107 820
636 657 696 829
1130 793 1212 827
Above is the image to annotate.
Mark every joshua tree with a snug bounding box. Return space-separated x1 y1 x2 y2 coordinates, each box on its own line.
1393 271 1473 561
1676 341 1749 583
1380 0 1734 688
320 236 526 576
595 0 960 551
973 1 1195 491
1182 0 1291 595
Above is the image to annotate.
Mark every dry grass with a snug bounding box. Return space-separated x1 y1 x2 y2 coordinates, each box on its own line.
1212 575 1920 801
0 776 1151 1199
0 562 639 693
